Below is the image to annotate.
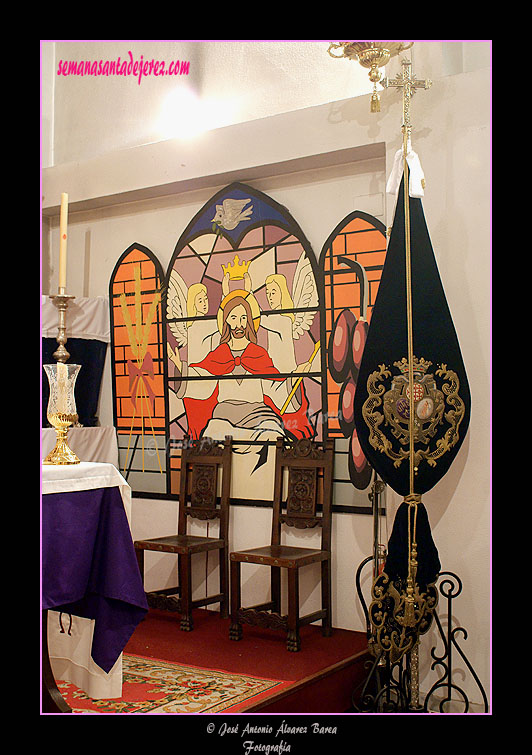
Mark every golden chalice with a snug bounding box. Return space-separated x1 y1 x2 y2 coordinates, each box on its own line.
43 363 81 465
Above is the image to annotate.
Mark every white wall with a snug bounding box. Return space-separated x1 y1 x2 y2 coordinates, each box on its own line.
43 40 373 165
41 40 491 709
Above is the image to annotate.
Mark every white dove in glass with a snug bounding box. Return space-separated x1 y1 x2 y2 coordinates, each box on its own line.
211 198 253 230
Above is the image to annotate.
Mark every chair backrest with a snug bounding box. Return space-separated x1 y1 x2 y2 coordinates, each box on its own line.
271 437 334 551
178 436 232 537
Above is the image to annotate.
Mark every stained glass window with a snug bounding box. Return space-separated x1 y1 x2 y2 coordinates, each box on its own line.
108 191 387 514
320 211 387 510
109 243 168 494
166 183 321 504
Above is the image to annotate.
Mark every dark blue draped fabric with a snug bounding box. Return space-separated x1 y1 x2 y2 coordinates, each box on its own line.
42 338 107 427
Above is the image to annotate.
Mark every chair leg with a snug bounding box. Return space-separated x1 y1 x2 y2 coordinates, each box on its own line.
178 553 193 631
286 568 300 652
219 547 229 619
321 558 332 637
271 565 281 614
229 559 242 641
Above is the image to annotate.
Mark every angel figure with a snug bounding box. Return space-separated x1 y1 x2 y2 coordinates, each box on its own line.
166 269 220 380
211 198 253 230
251 250 320 438
261 249 320 374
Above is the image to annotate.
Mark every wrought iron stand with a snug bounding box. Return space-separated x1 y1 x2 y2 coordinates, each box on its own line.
352 562 489 713
423 571 489 713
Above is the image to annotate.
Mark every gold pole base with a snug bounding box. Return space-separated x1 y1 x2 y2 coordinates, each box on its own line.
43 429 80 465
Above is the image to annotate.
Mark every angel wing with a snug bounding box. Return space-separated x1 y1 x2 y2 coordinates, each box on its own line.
166 269 189 347
291 250 318 339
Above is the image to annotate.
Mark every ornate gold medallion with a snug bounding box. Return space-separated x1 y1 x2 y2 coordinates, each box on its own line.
362 355 466 473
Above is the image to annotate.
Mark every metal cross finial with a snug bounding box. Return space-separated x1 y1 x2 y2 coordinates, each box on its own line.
381 58 432 141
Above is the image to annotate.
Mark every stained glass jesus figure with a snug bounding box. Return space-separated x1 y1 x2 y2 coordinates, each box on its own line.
176 293 313 450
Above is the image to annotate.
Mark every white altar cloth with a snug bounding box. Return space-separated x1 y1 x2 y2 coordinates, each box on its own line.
41 426 119 468
43 462 132 699
46 611 124 700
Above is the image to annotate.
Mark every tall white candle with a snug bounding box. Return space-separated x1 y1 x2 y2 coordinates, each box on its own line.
59 193 68 290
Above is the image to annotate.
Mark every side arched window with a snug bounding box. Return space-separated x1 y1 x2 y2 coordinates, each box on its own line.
109 243 168 494
319 211 387 506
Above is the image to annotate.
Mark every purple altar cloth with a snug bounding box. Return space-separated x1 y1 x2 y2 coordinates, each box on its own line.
42 485 148 673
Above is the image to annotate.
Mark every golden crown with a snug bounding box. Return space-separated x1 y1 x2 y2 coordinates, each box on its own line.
394 356 432 375
221 254 250 280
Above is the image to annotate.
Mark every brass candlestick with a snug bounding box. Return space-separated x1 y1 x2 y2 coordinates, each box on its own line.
50 291 75 363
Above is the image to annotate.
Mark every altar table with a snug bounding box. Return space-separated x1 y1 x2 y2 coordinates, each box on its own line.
42 462 148 704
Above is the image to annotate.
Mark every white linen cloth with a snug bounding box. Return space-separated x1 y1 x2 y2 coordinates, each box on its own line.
386 145 425 198
42 461 131 523
46 612 124 700
43 462 132 698
41 295 110 342
41 426 119 469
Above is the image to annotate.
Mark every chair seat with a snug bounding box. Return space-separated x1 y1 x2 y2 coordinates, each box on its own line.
135 534 225 555
231 544 329 569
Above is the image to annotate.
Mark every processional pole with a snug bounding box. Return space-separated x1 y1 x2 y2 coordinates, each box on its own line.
328 43 436 710
330 42 473 714
382 56 432 490
381 55 432 711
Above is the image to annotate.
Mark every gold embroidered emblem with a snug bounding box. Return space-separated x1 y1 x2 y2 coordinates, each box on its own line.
362 356 465 472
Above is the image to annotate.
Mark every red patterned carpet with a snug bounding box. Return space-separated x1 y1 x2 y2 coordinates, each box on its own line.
57 608 369 714
58 653 292 714
127 608 367 681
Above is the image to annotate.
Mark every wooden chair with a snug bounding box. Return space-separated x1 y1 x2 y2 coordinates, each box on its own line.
134 436 232 631
229 437 334 651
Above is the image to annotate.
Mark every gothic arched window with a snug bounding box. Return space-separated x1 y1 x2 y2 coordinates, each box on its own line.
319 211 387 509
109 243 168 494
165 183 321 503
